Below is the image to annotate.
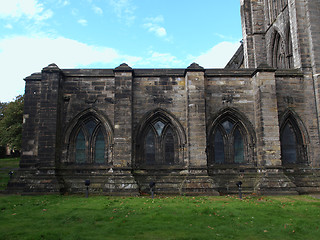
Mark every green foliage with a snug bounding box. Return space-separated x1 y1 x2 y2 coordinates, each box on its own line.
0 95 24 151
0 195 319 240
0 101 8 120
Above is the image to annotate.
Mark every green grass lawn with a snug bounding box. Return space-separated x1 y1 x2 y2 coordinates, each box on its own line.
0 194 319 240
0 157 19 190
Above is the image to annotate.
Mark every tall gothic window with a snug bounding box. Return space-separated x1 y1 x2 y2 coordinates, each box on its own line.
143 120 178 165
281 122 297 163
212 119 245 164
273 32 286 68
72 117 107 164
279 112 309 165
272 29 293 69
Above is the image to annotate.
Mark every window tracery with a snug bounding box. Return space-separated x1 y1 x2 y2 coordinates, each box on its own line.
280 113 308 165
71 116 108 164
135 109 186 167
143 121 177 165
212 119 245 164
208 109 255 166
272 29 293 69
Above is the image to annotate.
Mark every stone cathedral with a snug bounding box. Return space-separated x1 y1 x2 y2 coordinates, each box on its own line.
7 0 320 195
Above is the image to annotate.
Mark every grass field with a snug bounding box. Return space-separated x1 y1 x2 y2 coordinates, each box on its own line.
0 158 319 239
0 157 19 190
0 194 320 240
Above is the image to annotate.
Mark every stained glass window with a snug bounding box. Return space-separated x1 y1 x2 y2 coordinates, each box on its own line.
214 129 225 164
72 116 109 164
154 121 165 136
164 128 175 164
85 120 97 136
212 117 249 164
145 129 156 165
281 123 297 163
222 120 234 134
75 130 86 163
234 128 244 163
94 129 105 164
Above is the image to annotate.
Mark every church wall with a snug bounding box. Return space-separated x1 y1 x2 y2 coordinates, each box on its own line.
60 71 115 163
276 71 320 166
132 74 188 165
205 72 255 126
132 75 187 133
8 0 320 195
20 75 41 167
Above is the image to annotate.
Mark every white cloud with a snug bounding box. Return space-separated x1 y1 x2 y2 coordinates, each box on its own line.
145 15 164 23
0 0 52 21
109 0 136 25
143 15 167 38
0 35 142 102
136 51 185 68
78 19 88 26
194 41 241 68
143 23 167 37
58 0 70 7
92 5 103 15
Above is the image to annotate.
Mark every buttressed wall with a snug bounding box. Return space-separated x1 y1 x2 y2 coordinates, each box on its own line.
7 0 320 195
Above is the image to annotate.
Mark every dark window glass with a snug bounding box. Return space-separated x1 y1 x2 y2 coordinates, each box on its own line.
75 130 86 163
94 129 105 164
214 129 225 163
164 128 175 164
222 120 234 134
85 120 97 137
145 129 156 165
154 121 165 136
281 123 297 163
234 128 244 163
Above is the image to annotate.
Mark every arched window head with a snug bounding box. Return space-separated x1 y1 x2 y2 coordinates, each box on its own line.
273 32 286 68
209 111 254 166
136 109 186 167
143 120 178 166
280 112 308 165
72 116 108 164
212 119 245 164
272 30 293 69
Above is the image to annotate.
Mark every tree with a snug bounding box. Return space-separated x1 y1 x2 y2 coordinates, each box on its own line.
0 95 24 151
0 102 8 120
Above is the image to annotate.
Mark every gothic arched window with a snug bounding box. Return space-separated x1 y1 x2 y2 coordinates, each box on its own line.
208 109 256 166
281 122 297 163
280 114 307 165
272 31 286 68
271 29 293 69
143 120 178 165
72 117 108 164
211 119 246 164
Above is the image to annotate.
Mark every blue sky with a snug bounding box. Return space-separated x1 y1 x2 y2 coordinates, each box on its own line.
0 0 242 102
